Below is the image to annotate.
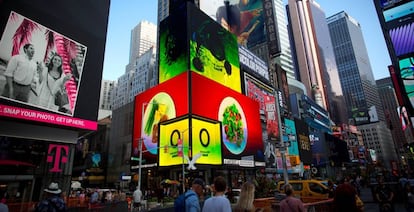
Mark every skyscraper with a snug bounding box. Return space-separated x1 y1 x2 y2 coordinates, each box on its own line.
328 11 396 168
287 0 345 123
327 11 385 124
128 21 157 63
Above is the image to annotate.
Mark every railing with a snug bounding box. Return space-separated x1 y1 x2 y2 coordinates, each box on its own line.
272 198 335 212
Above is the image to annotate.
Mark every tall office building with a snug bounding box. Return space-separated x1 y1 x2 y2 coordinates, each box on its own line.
99 79 116 110
287 0 345 123
328 11 396 168
327 11 385 124
128 21 157 63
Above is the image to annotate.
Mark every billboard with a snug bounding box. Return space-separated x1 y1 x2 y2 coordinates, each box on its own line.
158 2 241 93
134 72 264 166
200 0 268 49
191 72 264 162
382 1 414 58
133 72 189 164
158 115 222 167
294 118 312 165
243 73 279 142
0 1 110 130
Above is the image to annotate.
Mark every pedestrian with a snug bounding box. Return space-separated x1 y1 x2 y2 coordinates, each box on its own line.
233 182 257 212
3 43 42 102
0 199 7 212
333 182 363 212
279 184 306 212
34 182 67 212
202 176 232 212
181 178 205 212
133 186 142 211
375 176 395 212
405 184 414 212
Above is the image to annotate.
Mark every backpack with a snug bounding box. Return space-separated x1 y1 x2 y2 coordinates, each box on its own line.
174 192 195 212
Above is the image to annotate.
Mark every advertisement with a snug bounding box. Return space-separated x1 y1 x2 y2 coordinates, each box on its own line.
191 72 264 162
284 118 299 157
200 0 268 49
244 73 279 141
382 1 414 57
239 45 269 81
158 116 222 167
159 2 241 93
399 56 414 112
133 72 189 164
0 0 110 130
294 118 312 165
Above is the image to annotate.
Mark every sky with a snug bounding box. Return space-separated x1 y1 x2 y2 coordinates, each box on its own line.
102 0 392 81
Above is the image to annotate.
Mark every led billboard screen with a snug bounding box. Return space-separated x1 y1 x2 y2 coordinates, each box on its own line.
191 72 264 161
133 72 189 164
159 2 241 93
399 56 414 111
199 0 278 53
382 1 414 57
244 73 279 142
0 1 110 130
158 116 222 167
294 118 312 165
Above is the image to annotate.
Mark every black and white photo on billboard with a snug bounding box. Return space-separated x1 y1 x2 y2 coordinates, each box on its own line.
0 11 87 116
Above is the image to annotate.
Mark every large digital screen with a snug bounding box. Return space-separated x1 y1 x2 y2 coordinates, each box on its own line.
383 1 414 57
294 118 312 165
133 72 189 164
191 72 264 161
159 2 241 93
399 56 414 110
200 0 268 49
0 1 110 130
158 115 222 166
244 73 279 142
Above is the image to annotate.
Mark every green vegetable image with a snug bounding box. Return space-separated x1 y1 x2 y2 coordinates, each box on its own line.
144 100 159 135
222 104 244 146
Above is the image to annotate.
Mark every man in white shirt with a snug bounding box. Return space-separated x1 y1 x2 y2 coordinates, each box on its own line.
133 186 142 211
3 43 41 102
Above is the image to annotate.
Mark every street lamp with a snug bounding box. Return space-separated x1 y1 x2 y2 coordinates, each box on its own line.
274 90 289 184
179 128 190 193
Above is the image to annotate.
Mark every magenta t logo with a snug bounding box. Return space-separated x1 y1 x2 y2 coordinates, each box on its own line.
47 144 69 172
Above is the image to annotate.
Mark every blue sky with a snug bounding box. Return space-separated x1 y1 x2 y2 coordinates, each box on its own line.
102 0 391 81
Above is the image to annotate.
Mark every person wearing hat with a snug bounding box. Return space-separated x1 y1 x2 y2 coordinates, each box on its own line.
184 178 205 212
35 182 67 212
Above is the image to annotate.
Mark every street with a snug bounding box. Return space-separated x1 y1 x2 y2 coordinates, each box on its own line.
359 186 405 212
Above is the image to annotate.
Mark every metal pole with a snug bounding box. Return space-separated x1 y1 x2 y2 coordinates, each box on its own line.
138 103 147 191
181 132 185 193
275 90 289 184
138 138 143 191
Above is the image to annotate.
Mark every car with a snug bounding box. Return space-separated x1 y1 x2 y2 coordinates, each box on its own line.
276 180 330 203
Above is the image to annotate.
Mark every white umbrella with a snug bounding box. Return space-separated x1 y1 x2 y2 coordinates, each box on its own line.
71 181 82 190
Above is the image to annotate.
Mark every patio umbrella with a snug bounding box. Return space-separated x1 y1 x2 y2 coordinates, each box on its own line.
71 181 82 190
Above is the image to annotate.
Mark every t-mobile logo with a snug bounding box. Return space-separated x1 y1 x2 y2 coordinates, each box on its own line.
47 144 69 172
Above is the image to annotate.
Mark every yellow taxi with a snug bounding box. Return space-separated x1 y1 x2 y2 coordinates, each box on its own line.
275 180 330 203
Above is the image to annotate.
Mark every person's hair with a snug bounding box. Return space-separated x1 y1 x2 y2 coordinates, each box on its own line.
234 182 255 212
23 43 33 53
213 176 227 192
47 54 63 77
334 183 357 212
216 3 241 30
284 184 293 196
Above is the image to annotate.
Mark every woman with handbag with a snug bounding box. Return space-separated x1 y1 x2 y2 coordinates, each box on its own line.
36 53 72 112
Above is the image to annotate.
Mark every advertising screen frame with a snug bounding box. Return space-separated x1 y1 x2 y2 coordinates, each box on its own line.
0 0 110 130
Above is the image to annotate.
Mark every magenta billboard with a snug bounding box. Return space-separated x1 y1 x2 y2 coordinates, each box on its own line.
0 1 110 130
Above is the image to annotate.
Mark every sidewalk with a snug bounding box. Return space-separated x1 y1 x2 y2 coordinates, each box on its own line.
359 186 405 212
